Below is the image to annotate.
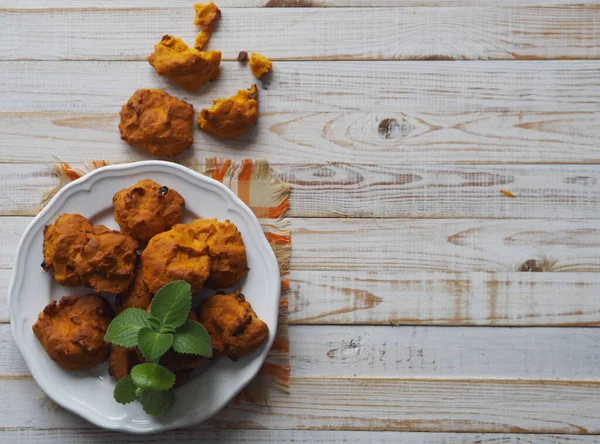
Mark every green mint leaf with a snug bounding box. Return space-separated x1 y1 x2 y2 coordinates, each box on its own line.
172 320 213 357
139 390 174 417
137 328 173 362
113 375 137 404
147 317 161 330
160 324 176 334
150 281 192 331
130 363 175 391
104 308 150 347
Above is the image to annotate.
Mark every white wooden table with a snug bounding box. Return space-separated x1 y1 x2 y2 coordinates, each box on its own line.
1 1 600 442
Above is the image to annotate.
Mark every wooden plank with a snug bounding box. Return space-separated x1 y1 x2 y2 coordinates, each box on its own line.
2 216 600 272
0 269 9 322
0 217 29 269
1 111 600 165
279 164 600 219
288 270 600 326
8 431 600 444
2 267 600 326
0 0 591 7
2 377 600 432
2 7 598 61
0 431 598 444
290 218 600 272
3 323 600 379
1 61 599 113
4 163 600 219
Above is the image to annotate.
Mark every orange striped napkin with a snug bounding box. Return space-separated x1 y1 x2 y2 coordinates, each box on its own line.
43 158 291 406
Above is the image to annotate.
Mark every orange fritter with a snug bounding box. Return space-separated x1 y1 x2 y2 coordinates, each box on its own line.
42 214 93 286
33 295 113 371
114 260 152 314
249 53 272 79
148 35 221 91
197 85 258 139
119 89 194 157
108 345 142 381
197 292 268 359
178 219 248 288
73 226 139 294
193 2 221 32
113 179 185 243
141 226 211 293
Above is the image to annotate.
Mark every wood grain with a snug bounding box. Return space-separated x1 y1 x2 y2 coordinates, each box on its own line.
3 163 600 219
1 111 600 165
3 268 600 326
2 217 600 325
290 218 600 273
1 431 599 444
288 270 600 326
1 61 599 113
2 377 600 433
2 7 599 61
3 324 600 379
0 0 593 7
1 216 599 272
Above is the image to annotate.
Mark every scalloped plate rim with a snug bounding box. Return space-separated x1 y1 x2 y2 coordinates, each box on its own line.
8 160 281 433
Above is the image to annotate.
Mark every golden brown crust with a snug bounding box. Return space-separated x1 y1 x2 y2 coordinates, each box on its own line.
42 214 93 286
32 295 113 371
197 292 268 359
113 179 185 243
73 226 139 294
197 85 258 139
249 53 272 79
114 260 152 314
179 219 248 288
141 227 211 293
148 35 221 91
193 2 221 32
118 89 194 156
108 345 142 381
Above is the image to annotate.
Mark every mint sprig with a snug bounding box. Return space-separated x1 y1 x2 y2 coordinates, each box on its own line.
104 280 213 416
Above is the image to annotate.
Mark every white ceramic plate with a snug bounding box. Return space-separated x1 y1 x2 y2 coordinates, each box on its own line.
8 160 281 433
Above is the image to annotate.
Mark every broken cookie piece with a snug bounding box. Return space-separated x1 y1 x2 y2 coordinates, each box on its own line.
194 2 221 32
148 35 221 91
197 85 258 139
194 31 211 50
249 52 272 79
